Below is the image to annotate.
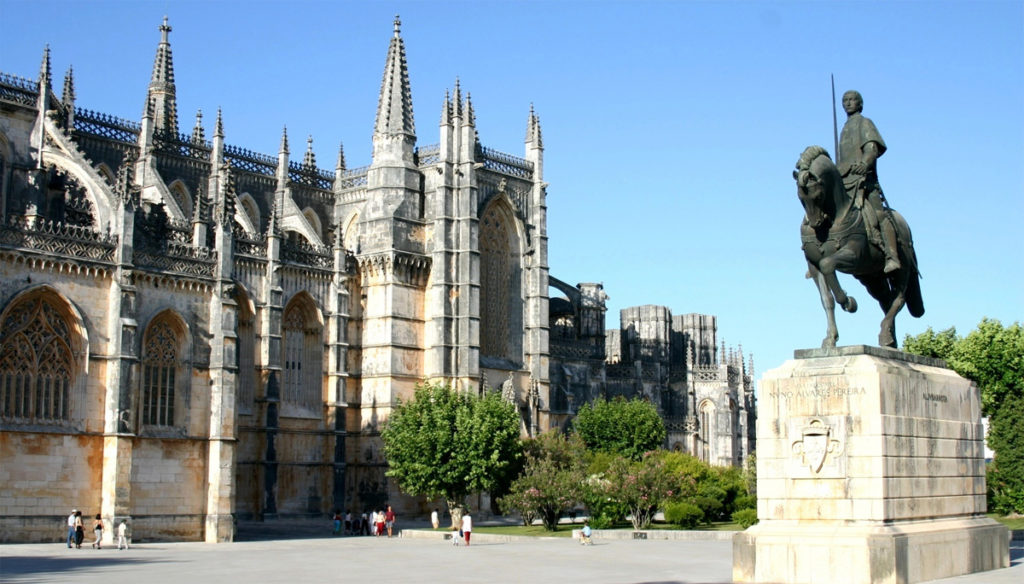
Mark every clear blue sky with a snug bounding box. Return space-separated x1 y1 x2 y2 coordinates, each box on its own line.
2 0 1021 380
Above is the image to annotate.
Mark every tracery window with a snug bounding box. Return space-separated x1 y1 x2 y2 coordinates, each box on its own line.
698 400 715 463
236 294 256 414
281 299 322 411
0 295 76 423
479 203 513 359
168 180 192 218
141 318 181 427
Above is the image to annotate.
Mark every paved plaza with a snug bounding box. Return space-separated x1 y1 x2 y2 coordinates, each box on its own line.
1 522 1020 584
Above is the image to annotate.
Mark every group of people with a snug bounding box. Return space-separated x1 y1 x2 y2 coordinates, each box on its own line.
65 510 128 550
435 509 472 547
332 505 396 537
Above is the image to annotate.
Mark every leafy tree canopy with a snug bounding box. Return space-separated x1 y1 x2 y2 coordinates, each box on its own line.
381 382 522 514
904 318 1023 416
572 396 666 460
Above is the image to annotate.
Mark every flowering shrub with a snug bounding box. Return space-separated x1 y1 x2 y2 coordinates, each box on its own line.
500 432 586 531
604 452 676 530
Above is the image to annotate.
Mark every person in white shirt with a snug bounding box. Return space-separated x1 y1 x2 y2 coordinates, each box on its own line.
66 510 77 548
431 508 439 530
461 511 472 546
117 521 129 550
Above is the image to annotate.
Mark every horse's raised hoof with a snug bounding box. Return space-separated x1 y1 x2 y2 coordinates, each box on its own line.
879 333 896 348
841 296 858 313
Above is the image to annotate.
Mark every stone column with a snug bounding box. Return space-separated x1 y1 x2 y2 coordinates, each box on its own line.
100 175 139 544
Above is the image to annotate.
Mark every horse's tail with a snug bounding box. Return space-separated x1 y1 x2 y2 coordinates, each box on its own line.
890 209 925 318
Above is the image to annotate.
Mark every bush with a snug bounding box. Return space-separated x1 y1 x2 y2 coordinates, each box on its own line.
690 496 723 524
733 495 756 511
664 501 704 529
732 508 758 529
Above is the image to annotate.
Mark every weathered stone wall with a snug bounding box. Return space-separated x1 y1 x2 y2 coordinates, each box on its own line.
129 438 207 540
0 432 103 542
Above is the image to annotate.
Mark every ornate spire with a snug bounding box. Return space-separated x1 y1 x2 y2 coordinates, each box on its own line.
279 126 289 155
440 89 452 126
214 107 224 138
62 66 75 109
39 45 52 88
453 78 462 118
374 15 415 137
465 92 475 126
526 103 543 148
335 142 346 172
303 135 316 168
147 16 178 134
192 109 205 144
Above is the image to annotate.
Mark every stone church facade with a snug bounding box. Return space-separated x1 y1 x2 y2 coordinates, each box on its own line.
0 17 753 543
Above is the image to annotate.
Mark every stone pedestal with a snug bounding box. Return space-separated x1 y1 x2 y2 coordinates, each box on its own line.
733 346 1009 584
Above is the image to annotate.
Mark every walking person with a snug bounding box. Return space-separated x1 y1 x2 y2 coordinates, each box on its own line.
66 509 77 548
374 509 385 536
90 513 103 549
385 505 396 538
461 510 472 546
431 508 439 530
116 520 129 550
74 511 84 548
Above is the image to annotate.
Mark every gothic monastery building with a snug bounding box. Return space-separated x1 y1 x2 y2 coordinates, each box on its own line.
0 17 754 542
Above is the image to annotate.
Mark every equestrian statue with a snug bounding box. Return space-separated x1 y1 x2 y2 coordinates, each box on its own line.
793 91 923 349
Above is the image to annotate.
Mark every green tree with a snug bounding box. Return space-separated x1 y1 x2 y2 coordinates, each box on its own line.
904 319 1024 514
501 432 587 530
603 452 676 529
381 383 522 521
572 396 666 460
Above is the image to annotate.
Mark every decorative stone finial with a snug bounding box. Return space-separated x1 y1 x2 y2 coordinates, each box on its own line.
279 126 289 155
192 109 205 143
335 142 346 172
393 14 401 37
214 107 224 138
39 45 52 87
303 135 316 168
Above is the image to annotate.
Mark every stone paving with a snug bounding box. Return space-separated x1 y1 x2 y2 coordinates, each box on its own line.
0 522 1020 584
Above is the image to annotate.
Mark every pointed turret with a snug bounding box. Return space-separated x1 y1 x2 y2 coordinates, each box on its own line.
147 16 179 135
192 109 205 144
62 66 75 127
335 142 346 172
37 45 52 111
214 108 224 138
276 126 290 190
526 103 543 149
465 92 475 127
440 89 452 127
452 78 463 119
303 135 316 168
374 15 415 139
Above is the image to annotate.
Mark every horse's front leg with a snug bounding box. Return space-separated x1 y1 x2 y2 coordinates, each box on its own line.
819 249 859 313
808 262 839 348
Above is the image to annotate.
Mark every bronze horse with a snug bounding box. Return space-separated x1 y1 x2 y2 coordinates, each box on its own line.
794 146 923 348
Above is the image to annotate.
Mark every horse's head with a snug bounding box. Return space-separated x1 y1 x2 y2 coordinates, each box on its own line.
794 146 839 229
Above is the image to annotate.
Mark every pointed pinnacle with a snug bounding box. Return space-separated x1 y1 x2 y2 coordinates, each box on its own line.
214 107 224 137
453 78 462 117
393 14 401 37
465 92 475 126
303 134 316 167
441 89 452 125
279 126 289 154
39 45 52 86
62 66 75 105
336 142 346 172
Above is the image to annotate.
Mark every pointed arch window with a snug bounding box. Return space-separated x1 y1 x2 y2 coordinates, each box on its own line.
479 200 522 362
141 316 184 427
0 295 76 423
698 400 715 463
281 298 322 413
236 292 256 415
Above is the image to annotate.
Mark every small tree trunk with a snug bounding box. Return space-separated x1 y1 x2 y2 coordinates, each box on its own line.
446 499 464 530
